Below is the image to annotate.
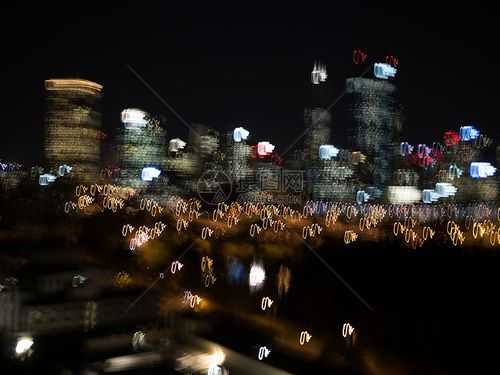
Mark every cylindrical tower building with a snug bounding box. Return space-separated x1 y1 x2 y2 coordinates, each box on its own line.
44 79 104 182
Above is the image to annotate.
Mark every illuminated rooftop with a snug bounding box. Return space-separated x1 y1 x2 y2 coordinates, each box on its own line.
45 79 103 94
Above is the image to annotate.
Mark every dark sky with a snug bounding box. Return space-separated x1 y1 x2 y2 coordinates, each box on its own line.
1 2 497 164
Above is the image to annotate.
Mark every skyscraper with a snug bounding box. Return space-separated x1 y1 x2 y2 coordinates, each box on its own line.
345 77 403 187
44 79 104 182
117 109 167 186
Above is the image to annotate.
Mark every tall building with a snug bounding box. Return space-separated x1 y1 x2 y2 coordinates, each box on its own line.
117 109 167 186
304 62 333 198
345 77 403 187
44 79 104 182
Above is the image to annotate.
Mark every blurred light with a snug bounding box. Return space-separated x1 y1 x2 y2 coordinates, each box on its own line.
459 125 480 141
132 331 146 351
387 186 421 204
39 173 57 186
400 142 413 156
435 183 457 197
72 275 87 288
356 190 370 205
319 145 339 160
249 261 266 291
233 127 250 142
342 322 355 338
299 330 312 345
374 63 397 79
258 346 271 360
45 79 102 94
169 138 187 153
261 296 274 311
15 336 33 357
227 258 245 285
141 167 161 181
311 61 327 84
121 108 148 128
208 350 225 367
470 162 496 178
444 130 460 146
57 164 72 176
422 189 440 204
257 142 275 157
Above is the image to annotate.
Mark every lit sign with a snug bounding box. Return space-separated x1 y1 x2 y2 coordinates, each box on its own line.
233 127 250 142
319 145 340 160
39 174 57 186
385 55 400 68
353 49 368 65
374 63 397 80
121 108 148 128
168 138 187 153
387 186 421 204
400 142 413 156
257 142 275 157
57 164 72 176
459 125 480 141
311 61 327 84
470 162 496 178
249 261 265 291
141 167 161 181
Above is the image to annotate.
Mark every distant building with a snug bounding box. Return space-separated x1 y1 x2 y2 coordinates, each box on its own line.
44 79 104 182
117 109 167 186
345 77 403 187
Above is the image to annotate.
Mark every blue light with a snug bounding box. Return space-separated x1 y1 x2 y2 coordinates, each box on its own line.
374 63 397 80
141 167 161 181
233 127 250 142
39 174 57 186
470 162 496 178
319 145 339 160
459 126 480 141
356 190 370 205
400 142 413 156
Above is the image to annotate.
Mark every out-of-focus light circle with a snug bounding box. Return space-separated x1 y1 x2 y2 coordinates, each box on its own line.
249 261 265 290
15 336 33 356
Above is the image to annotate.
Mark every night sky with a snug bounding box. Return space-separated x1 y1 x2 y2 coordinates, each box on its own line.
1 2 497 164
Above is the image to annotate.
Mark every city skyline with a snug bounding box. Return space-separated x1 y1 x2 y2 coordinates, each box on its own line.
1 2 498 163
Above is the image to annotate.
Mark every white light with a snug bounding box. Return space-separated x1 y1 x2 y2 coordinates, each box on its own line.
57 164 72 176
141 167 161 181
208 350 225 367
435 183 457 198
233 127 250 142
342 322 355 338
311 62 327 84
374 63 397 80
319 145 339 160
169 138 187 153
470 162 496 178
258 346 271 360
387 186 421 204
422 189 440 204
249 262 265 291
257 142 275 157
15 336 33 356
459 126 480 141
121 109 148 128
39 173 57 186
